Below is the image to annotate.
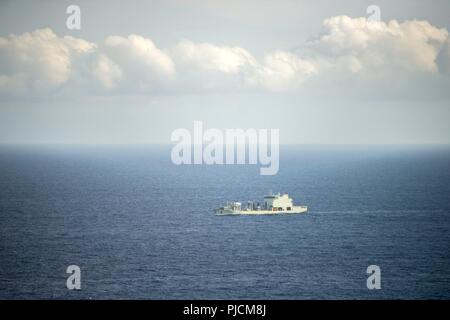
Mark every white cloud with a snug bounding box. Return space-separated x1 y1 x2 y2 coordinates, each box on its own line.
1 15 450 98
171 40 317 92
0 28 95 95
173 39 257 74
248 51 317 91
100 34 175 92
170 40 258 92
91 54 122 90
305 16 449 76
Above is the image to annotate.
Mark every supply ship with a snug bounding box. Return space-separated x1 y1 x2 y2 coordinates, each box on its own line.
214 192 307 215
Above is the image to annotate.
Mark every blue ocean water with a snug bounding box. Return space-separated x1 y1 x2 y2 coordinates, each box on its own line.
0 145 449 299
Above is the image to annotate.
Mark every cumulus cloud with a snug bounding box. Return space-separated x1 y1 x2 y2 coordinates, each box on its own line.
1 15 450 97
173 39 256 74
249 51 317 91
170 40 257 91
91 54 122 90
171 40 317 92
305 16 449 76
0 28 95 95
100 34 175 92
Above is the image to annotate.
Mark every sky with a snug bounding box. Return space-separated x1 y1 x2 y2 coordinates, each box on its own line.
0 0 449 144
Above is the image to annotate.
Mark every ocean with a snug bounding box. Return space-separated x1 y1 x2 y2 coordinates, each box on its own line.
0 145 449 299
